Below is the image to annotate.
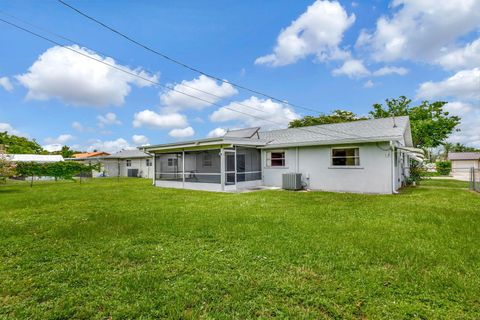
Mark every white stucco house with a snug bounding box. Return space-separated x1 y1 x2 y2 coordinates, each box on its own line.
448 152 480 181
102 149 154 178
143 116 423 194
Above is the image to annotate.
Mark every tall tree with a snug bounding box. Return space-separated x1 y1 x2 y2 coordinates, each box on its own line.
289 110 369 128
0 132 44 154
369 96 461 148
60 145 74 158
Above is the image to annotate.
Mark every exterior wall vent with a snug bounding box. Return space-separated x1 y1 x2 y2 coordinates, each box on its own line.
282 173 302 190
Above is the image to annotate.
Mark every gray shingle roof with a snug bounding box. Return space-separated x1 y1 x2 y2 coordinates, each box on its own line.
448 152 480 160
259 116 411 147
144 116 412 151
104 149 151 159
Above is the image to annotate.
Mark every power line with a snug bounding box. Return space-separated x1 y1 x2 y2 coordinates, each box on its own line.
0 10 309 123
0 17 358 141
57 0 324 114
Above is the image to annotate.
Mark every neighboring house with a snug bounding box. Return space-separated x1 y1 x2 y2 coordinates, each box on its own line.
101 149 153 179
448 152 480 181
143 116 423 194
8 154 64 163
73 151 110 159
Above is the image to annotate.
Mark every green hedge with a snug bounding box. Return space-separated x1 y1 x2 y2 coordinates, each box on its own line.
436 161 452 176
15 161 100 186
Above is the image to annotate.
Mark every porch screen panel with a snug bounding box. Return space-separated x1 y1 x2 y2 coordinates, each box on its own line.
236 147 261 181
156 153 183 181
184 150 221 183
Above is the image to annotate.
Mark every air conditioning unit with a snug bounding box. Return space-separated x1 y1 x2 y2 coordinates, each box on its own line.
282 173 302 190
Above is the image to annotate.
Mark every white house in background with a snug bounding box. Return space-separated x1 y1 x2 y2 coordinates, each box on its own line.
448 152 480 181
101 149 153 178
8 154 64 163
143 116 423 194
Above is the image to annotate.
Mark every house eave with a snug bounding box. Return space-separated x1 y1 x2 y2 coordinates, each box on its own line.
259 136 404 149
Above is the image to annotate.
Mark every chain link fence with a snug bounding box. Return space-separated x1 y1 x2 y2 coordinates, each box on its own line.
470 168 480 192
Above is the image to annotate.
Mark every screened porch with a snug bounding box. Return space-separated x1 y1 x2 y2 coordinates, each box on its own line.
154 146 262 191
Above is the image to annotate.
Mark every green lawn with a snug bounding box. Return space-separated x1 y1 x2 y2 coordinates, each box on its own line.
1 178 479 319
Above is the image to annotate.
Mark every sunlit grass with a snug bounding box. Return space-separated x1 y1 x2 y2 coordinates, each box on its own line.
1 178 479 319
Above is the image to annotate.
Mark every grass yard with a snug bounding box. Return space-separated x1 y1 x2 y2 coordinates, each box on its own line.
1 178 479 319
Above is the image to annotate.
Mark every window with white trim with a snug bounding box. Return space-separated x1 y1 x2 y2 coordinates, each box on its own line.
203 153 212 167
331 148 360 166
126 159 132 167
146 159 152 167
167 158 178 167
266 151 285 167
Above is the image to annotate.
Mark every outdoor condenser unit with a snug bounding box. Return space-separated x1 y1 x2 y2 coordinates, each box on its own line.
282 173 302 190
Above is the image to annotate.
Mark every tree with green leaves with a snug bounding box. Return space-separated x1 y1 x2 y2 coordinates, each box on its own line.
369 96 461 148
0 132 44 154
289 110 369 128
60 145 75 158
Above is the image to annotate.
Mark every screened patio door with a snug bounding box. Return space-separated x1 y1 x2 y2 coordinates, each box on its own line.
225 151 236 185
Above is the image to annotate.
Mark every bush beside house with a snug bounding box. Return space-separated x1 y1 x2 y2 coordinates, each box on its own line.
436 161 452 176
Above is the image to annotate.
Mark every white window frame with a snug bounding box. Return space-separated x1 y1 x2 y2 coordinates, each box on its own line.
146 158 152 167
203 153 212 167
167 158 178 167
266 150 286 167
330 147 360 167
126 159 132 167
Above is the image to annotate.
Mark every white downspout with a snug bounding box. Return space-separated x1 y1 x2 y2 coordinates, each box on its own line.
390 141 398 194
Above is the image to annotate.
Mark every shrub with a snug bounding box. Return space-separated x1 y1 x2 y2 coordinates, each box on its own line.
406 160 424 185
436 161 452 176
15 161 100 186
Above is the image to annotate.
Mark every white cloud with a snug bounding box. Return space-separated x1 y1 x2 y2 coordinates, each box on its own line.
210 96 300 129
133 109 188 129
444 102 480 148
416 68 480 100
42 134 74 153
255 0 355 66
87 138 134 153
332 59 370 78
0 122 26 136
0 77 13 91
363 80 375 88
160 75 238 111
372 66 408 76
169 126 195 139
436 38 480 71
207 127 227 138
357 0 480 62
16 45 157 107
97 112 122 127
132 134 149 146
42 144 63 152
71 121 94 133
44 134 74 145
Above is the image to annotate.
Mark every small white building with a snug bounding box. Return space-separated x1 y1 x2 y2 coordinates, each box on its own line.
448 152 480 181
101 149 154 179
144 116 423 194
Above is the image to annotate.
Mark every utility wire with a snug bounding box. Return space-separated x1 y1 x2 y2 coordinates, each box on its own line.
57 0 324 114
0 17 363 141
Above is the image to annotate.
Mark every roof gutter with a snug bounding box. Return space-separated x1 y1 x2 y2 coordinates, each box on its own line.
390 141 399 194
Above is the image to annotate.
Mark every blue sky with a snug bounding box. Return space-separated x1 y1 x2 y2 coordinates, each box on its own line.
0 0 479 152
